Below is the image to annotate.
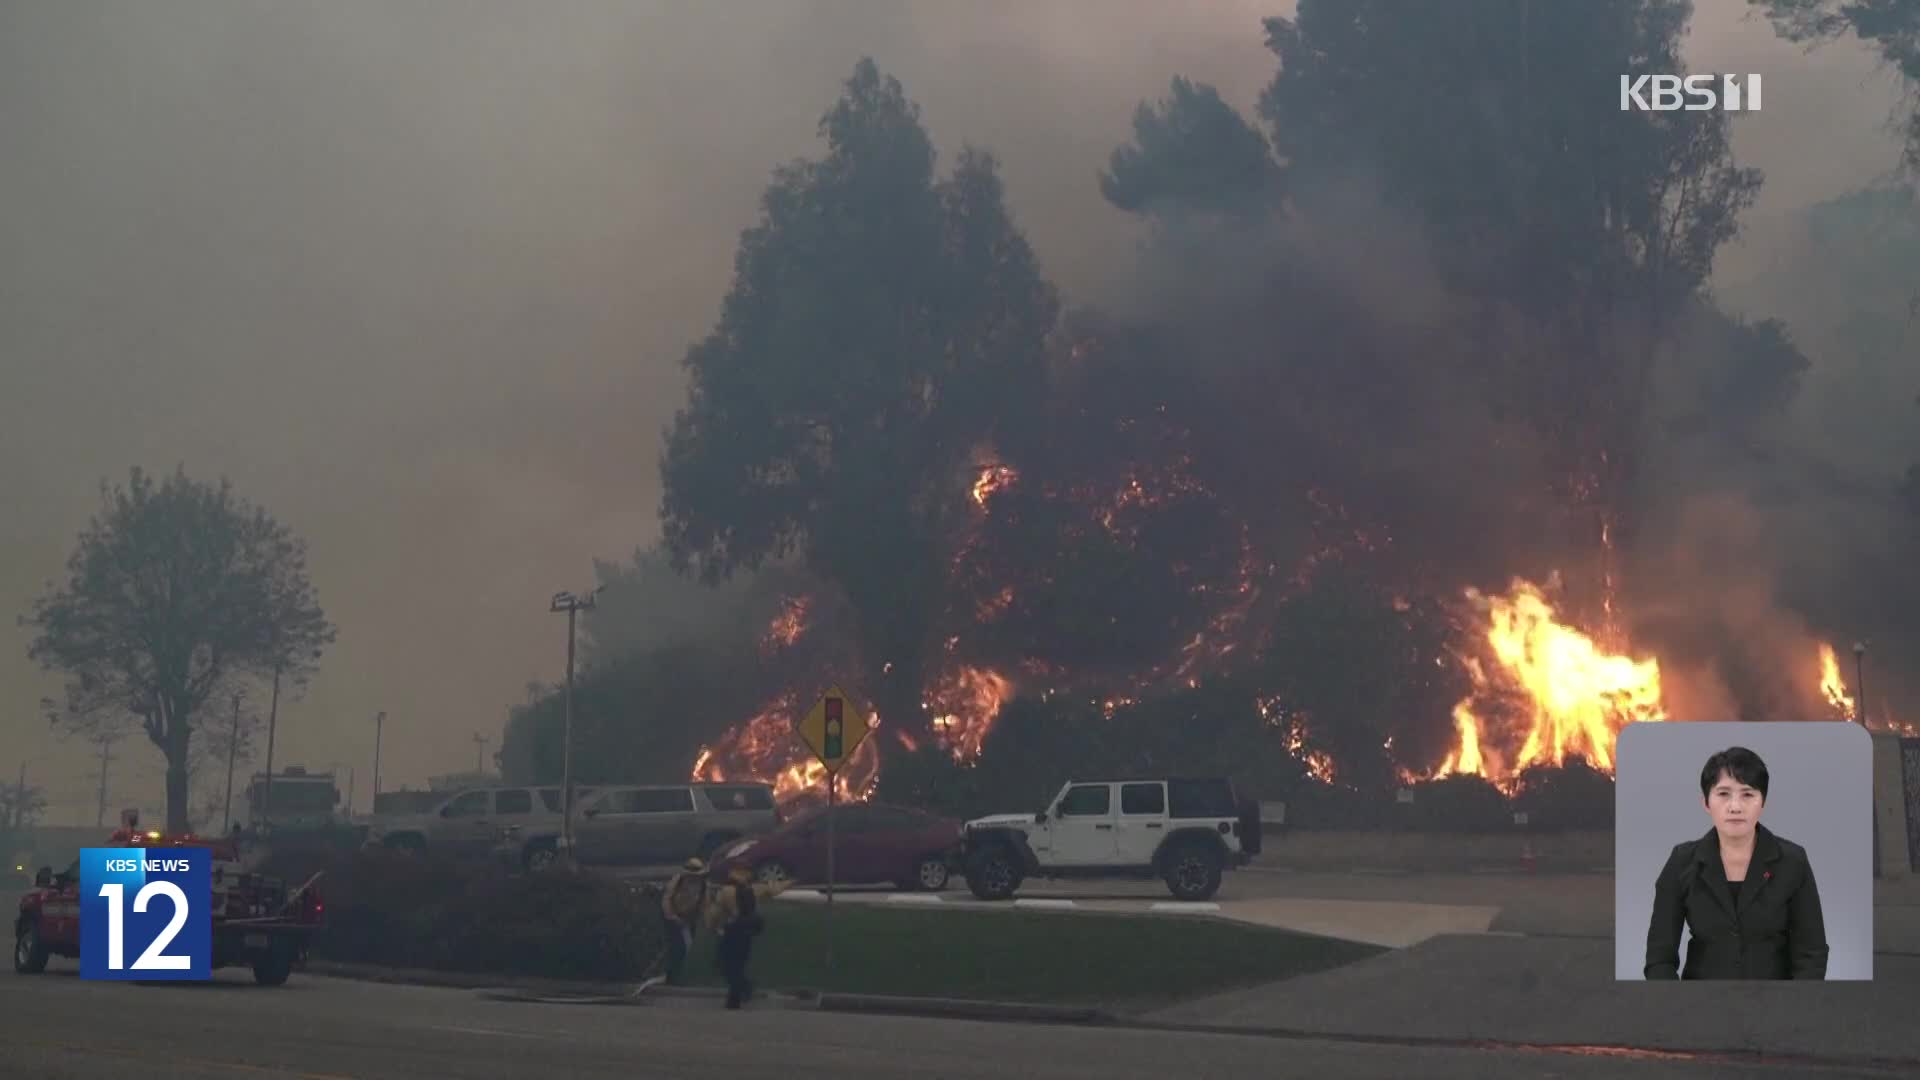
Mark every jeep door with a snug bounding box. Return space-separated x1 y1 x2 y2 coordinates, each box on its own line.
1115 781 1169 863
1046 783 1119 866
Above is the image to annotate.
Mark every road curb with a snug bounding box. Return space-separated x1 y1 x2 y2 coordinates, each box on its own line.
1119 1019 1920 1072
474 987 650 1006
304 960 645 998
814 992 1114 1026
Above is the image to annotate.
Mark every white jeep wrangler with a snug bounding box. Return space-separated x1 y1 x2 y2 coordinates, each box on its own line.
959 777 1261 902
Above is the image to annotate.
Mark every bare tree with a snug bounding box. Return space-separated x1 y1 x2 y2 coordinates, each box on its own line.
23 466 335 832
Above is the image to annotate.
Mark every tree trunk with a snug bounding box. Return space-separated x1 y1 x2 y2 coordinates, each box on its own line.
870 654 928 751
165 721 192 834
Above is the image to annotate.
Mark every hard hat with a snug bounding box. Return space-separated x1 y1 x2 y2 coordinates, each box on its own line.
683 857 706 874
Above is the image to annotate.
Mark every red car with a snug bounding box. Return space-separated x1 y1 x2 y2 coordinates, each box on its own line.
709 802 961 891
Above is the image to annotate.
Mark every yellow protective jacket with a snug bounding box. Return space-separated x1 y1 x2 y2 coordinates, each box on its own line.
661 872 710 925
704 878 792 933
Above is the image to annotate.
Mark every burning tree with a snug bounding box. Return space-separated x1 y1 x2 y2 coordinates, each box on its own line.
547 4 1916 807
658 58 1059 762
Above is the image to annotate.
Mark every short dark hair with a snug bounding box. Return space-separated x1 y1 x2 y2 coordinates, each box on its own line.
1700 746 1769 801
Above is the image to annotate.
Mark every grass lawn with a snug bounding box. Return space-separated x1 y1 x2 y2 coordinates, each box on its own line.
684 902 1385 1008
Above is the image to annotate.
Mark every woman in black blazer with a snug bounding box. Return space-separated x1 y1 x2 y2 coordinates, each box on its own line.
1644 746 1828 980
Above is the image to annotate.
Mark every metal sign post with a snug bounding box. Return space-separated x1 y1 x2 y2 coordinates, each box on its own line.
825 765 836 971
795 686 870 981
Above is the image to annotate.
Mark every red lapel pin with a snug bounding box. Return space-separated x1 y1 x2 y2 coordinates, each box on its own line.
1763 871 1772 881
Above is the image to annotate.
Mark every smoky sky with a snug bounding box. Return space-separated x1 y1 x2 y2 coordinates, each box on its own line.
0 1 1903 823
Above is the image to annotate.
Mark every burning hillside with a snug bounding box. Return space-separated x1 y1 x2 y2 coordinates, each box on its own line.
681 410 1898 803
689 548 1896 803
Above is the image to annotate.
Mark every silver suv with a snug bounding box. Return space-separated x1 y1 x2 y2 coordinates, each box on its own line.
368 785 589 858
512 782 779 870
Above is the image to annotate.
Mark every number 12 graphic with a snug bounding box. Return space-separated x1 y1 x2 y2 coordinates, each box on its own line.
97 882 193 971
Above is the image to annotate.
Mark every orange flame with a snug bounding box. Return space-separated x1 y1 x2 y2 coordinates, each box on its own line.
761 596 810 652
925 665 1014 761
972 465 1017 508
1818 642 1857 721
690 692 882 803
1282 716 1337 784
1437 578 1664 788
691 666 1010 799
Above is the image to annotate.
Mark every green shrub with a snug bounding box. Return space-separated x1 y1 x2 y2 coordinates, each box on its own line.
1281 780 1394 829
1397 774 1512 832
254 847 667 982
1511 757 1616 831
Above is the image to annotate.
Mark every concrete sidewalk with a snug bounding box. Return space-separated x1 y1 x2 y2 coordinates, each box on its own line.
1149 934 1920 1062
768 883 1500 948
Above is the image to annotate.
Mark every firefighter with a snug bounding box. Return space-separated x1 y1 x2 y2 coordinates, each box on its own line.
659 857 711 986
705 862 790 1008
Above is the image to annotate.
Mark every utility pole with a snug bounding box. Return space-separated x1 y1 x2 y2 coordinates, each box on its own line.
550 586 602 865
223 692 243 833
261 660 283 832
96 737 116 828
372 710 386 808
472 733 489 774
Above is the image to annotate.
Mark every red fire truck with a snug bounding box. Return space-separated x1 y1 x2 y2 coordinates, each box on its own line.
13 811 325 985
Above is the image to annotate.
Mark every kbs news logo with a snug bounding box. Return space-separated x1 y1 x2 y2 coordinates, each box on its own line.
79 846 212 980
1620 73 1762 112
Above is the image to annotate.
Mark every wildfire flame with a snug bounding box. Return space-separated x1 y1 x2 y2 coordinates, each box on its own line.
972 464 1017 508
1819 643 1857 721
1437 578 1665 788
690 691 883 803
924 665 1014 761
690 663 1012 800
1284 717 1337 784
761 596 810 652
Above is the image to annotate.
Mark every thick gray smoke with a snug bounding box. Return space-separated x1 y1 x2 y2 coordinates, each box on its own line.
1 1 1910 820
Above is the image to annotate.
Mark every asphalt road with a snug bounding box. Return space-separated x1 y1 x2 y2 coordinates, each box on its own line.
1 970 1904 1079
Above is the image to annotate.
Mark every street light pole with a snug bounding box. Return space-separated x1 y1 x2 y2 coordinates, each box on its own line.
550 587 601 866
1853 641 1869 728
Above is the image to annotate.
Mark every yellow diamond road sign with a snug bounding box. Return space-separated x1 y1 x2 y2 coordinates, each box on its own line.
797 686 872 772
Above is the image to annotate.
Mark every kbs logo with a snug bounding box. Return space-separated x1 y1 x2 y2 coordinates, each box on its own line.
1620 74 1762 112
79 847 211 980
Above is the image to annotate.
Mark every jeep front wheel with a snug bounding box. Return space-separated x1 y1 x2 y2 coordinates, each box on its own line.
1163 844 1223 902
14 920 49 974
964 845 1022 901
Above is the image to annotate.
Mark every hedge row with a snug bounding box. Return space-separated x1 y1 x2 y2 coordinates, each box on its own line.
1280 766 1617 832
254 846 668 982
